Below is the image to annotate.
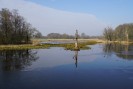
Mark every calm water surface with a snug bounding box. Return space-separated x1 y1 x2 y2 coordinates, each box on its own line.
0 44 133 89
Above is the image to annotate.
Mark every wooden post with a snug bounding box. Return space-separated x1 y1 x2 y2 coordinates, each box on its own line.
75 30 78 49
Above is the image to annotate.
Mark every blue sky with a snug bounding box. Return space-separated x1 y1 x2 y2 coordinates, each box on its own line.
28 0 133 26
0 0 132 35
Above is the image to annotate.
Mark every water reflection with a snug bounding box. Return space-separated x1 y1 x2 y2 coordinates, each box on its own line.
73 50 78 68
103 43 133 60
0 49 39 71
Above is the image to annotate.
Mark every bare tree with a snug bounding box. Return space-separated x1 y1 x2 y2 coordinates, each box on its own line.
103 27 114 41
0 8 37 44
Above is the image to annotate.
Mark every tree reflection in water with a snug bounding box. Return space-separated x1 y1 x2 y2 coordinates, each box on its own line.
0 49 39 71
103 43 133 60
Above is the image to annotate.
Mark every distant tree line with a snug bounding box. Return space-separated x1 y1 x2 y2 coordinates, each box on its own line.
45 33 75 39
0 8 40 44
42 32 102 39
103 23 133 41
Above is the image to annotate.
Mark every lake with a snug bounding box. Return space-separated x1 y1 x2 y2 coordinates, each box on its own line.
0 43 133 89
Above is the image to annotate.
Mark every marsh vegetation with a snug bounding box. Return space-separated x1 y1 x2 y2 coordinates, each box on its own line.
0 40 98 50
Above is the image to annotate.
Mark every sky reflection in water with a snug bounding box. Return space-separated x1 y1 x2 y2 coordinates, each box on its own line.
0 44 133 89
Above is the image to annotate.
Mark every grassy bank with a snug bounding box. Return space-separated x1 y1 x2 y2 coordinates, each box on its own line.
0 40 98 50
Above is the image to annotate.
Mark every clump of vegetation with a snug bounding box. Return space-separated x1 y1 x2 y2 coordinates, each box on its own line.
0 45 48 50
0 41 98 51
39 40 97 50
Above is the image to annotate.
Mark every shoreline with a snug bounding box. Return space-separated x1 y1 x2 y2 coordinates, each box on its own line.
0 39 133 50
0 39 98 50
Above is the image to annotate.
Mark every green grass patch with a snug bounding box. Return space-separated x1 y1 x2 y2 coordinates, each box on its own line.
0 40 98 51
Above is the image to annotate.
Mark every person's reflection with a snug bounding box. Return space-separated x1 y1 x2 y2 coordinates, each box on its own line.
73 50 78 68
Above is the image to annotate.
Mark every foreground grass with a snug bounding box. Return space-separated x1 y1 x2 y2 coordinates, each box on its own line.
0 40 98 51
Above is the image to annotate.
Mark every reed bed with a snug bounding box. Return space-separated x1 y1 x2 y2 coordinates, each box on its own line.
0 40 98 50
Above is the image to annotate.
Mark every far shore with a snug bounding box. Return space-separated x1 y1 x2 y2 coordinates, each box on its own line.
32 38 104 43
32 38 133 44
